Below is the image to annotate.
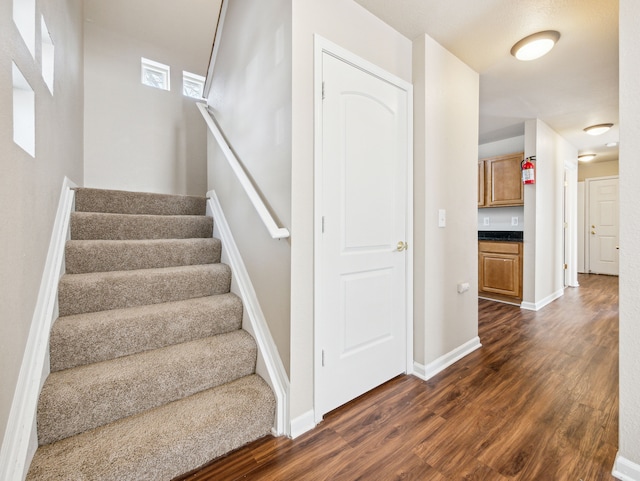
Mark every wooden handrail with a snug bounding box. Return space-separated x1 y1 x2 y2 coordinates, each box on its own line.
197 102 290 240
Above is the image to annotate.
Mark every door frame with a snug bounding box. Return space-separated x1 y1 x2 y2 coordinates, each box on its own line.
313 35 414 424
585 175 619 274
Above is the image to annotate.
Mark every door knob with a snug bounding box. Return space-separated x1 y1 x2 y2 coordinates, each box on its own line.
591 230 596 235
396 241 408 252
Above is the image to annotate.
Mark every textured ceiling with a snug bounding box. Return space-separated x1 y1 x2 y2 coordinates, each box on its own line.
355 0 620 162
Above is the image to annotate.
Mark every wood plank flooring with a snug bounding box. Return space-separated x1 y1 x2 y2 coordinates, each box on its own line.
176 274 618 481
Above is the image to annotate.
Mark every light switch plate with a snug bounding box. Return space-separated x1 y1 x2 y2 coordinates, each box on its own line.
439 209 446 227
483 217 490 226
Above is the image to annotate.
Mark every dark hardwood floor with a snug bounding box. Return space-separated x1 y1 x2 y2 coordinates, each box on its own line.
177 274 618 481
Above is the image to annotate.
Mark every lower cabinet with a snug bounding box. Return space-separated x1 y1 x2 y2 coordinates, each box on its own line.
478 241 522 301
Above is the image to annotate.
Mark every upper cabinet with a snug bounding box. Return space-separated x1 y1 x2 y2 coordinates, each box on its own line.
478 152 524 207
478 160 485 207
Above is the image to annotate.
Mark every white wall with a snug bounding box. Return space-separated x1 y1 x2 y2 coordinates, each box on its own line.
522 119 577 309
577 182 586 273
478 206 524 232
412 34 479 370
578 159 619 181
617 0 640 473
290 0 412 427
84 22 208 195
206 0 293 372
478 135 524 159
0 0 84 448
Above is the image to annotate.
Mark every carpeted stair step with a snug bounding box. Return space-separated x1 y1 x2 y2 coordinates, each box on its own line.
27 374 275 481
50 293 243 372
38 330 258 445
75 188 207 216
70 212 213 241
65 238 222 274
58 264 232 317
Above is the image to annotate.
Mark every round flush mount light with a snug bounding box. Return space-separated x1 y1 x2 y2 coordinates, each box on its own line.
510 30 561 61
578 154 597 162
584 123 614 136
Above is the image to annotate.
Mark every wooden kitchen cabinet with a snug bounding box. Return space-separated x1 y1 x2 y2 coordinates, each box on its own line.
478 240 522 301
478 152 524 207
478 161 485 207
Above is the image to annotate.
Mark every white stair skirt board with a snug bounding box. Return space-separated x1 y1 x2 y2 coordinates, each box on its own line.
290 410 316 439
413 337 482 381
0 178 77 481
206 191 290 437
520 288 565 311
613 453 640 481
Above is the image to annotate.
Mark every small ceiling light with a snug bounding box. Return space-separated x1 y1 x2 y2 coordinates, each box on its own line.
578 154 597 162
584 123 614 136
511 30 561 61
606 141 618 147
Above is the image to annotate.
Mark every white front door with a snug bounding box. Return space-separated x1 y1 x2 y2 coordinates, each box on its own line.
588 177 619 275
316 50 410 417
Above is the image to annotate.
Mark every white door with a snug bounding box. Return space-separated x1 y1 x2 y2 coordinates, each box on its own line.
588 177 619 275
316 52 409 417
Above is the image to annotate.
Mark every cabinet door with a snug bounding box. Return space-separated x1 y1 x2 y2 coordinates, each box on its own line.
485 153 524 206
478 161 485 207
479 251 521 298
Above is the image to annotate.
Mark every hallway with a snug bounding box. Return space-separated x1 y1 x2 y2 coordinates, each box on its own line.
179 274 618 480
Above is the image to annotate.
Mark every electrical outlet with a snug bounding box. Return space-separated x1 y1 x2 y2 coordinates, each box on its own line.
483 217 490 226
511 217 519 226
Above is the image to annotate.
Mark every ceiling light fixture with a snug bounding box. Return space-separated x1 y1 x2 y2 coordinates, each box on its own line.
510 30 561 61
584 123 614 136
606 141 619 147
578 154 597 162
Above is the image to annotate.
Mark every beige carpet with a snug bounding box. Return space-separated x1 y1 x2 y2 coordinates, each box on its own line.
26 187 275 481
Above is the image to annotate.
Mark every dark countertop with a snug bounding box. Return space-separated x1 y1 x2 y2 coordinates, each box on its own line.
478 231 523 242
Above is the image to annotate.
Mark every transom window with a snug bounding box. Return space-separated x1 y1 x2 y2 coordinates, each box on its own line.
141 58 170 91
183 71 205 99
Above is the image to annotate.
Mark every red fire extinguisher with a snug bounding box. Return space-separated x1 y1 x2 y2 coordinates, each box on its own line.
522 156 535 185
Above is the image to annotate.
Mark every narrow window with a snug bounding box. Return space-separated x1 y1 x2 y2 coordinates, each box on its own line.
12 62 35 157
182 71 205 99
41 16 54 94
13 0 36 57
141 58 170 91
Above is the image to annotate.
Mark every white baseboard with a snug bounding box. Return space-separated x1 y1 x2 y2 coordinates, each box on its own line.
290 410 316 439
206 191 290 437
413 337 482 381
613 453 640 481
0 178 76 481
520 288 564 311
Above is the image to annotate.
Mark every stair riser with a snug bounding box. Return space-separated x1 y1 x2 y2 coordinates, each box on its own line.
58 265 232 316
50 294 243 372
28 376 275 481
75 188 207 216
38 331 258 445
65 238 222 274
70 212 213 240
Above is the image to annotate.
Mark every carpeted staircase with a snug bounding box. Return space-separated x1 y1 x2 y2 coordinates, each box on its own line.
26 188 276 481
